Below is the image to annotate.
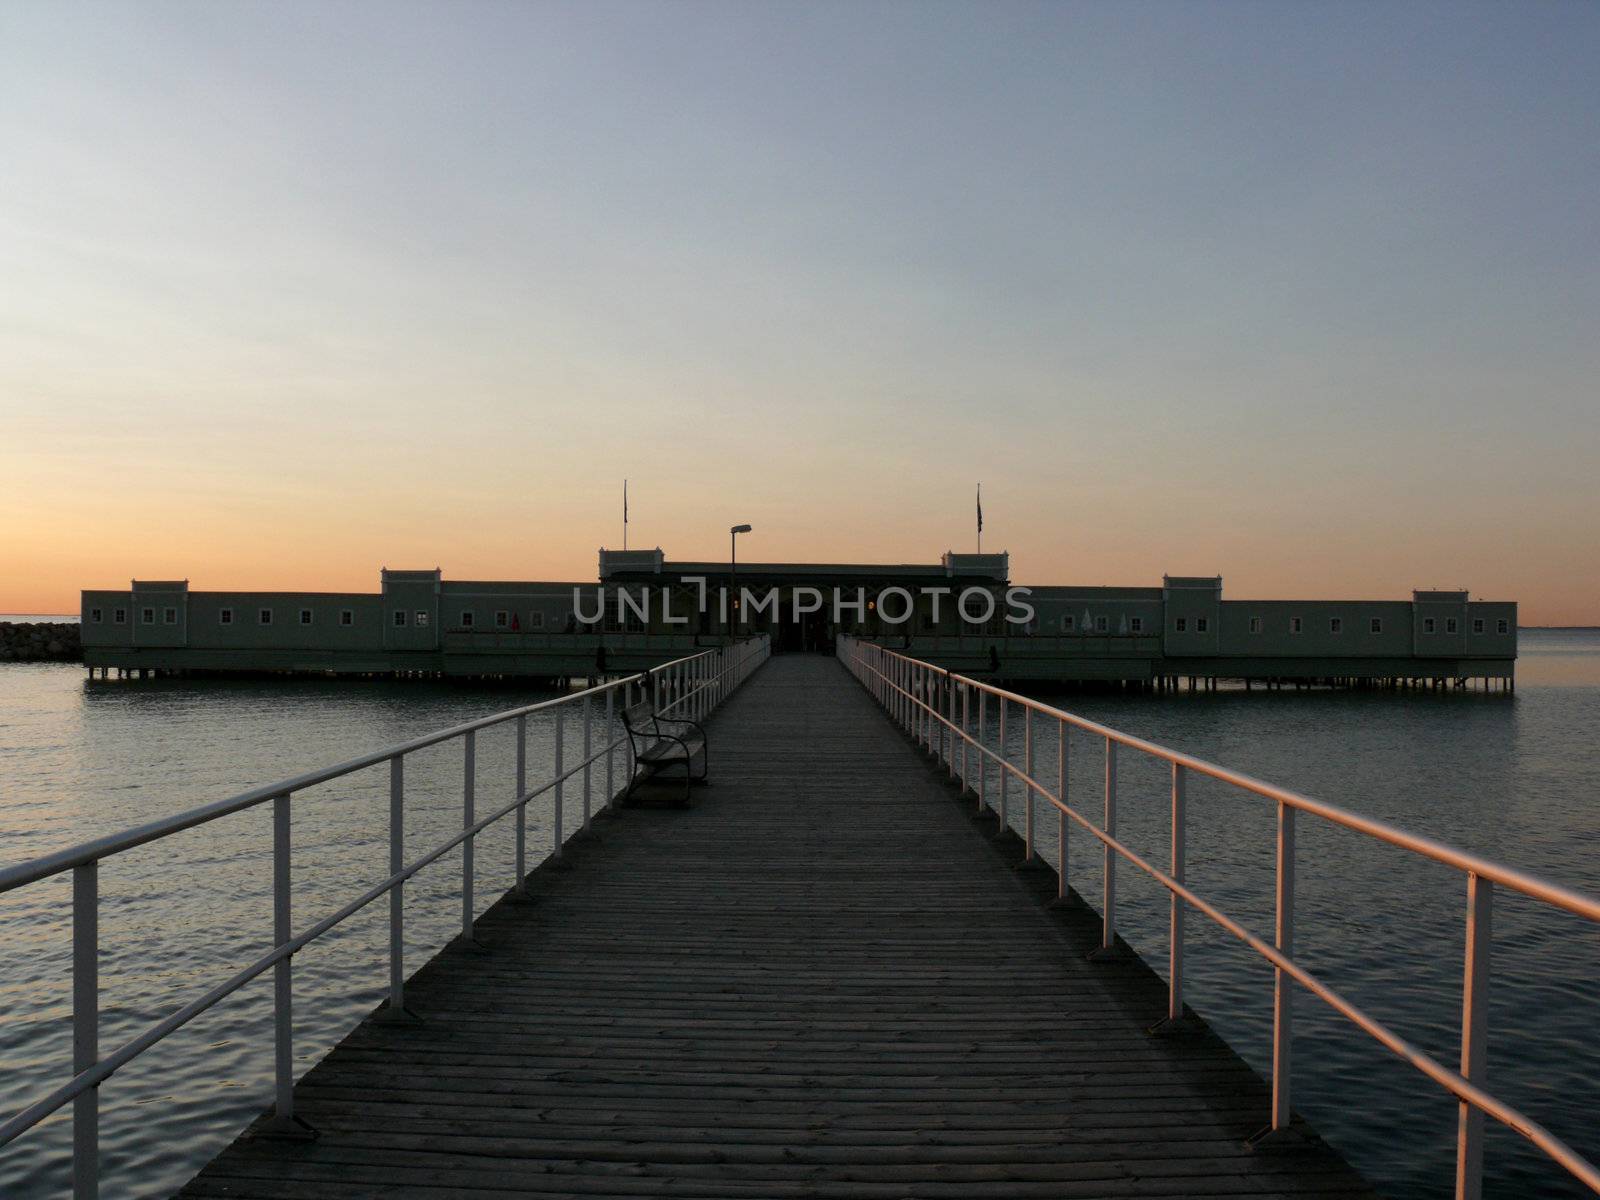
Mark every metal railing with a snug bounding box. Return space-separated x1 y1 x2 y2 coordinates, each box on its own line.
837 635 1600 1200
0 635 770 1197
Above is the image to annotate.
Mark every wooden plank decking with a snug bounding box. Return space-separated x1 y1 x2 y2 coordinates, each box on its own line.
181 654 1376 1199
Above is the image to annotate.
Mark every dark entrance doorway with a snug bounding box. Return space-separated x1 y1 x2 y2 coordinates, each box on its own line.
773 592 833 654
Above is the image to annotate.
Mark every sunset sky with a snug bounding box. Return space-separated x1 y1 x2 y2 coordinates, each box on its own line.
2 2 1596 623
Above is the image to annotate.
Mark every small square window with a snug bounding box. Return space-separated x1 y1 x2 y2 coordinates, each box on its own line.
1094 615 1108 632
340 609 353 626
1497 618 1509 635
1330 617 1343 634
259 608 273 625
1175 617 1188 633
1060 614 1075 632
495 610 509 628
528 611 545 630
1249 617 1263 634
461 611 475 628
299 609 313 625
90 608 102 623
1196 617 1209 633
1472 618 1484 634
1290 617 1303 634
163 607 177 625
220 608 233 625
141 607 155 625
1446 618 1458 634
1423 618 1436 634
415 611 429 627
1370 618 1382 634
113 608 126 624
1130 617 1143 633
393 610 407 627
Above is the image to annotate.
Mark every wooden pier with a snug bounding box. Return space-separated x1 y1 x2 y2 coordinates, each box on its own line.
180 655 1374 1199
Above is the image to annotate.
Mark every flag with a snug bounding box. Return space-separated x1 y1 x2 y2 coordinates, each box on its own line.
976 484 983 534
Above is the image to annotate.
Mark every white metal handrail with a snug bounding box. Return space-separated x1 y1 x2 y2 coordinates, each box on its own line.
837 635 1600 1200
0 635 770 1197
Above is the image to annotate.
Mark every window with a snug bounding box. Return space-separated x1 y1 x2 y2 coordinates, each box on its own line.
220 608 233 626
1060 614 1075 632
528 611 545 630
141 607 155 625
1370 618 1383 634
299 608 313 625
1472 618 1484 634
1130 617 1143 633
340 609 354 626
1175 617 1188 633
1249 617 1263 634
494 610 508 628
1330 617 1343 634
393 610 407 627
1446 618 1458 634
415 611 429 627
113 608 126 624
1497 618 1510 635
163 607 177 625
259 608 273 625
1423 618 1436 634
1290 617 1302 634
460 611 475 628
90 608 102 624
1196 617 1209 634
1094 615 1108 632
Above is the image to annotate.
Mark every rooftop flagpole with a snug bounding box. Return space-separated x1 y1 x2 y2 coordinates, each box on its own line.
976 483 983 554
623 479 628 551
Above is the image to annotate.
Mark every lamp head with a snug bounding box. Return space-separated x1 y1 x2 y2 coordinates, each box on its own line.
731 524 752 535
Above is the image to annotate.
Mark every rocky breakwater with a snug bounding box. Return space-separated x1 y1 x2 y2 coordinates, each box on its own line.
0 621 82 662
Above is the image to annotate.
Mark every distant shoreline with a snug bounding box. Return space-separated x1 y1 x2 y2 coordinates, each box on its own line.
6 618 1595 630
2 617 1599 630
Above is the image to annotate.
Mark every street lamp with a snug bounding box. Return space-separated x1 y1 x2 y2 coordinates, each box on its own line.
730 524 752 640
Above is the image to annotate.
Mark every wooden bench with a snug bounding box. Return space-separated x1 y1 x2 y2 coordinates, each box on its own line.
619 700 709 806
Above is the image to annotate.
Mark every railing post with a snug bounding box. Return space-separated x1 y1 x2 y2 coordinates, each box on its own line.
461 732 475 943
1271 800 1295 1130
1456 873 1493 1200
1101 739 1117 953
514 718 527 890
916 665 924 745
72 861 97 1200
1169 763 1186 1021
961 683 970 793
1056 719 1068 900
1023 707 1034 862
977 689 987 812
997 698 1008 833
604 688 615 807
389 757 406 1005
947 675 956 778
553 706 565 858
272 792 295 1125
582 693 593 832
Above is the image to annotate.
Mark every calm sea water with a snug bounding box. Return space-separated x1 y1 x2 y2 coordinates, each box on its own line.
2 630 1598 1197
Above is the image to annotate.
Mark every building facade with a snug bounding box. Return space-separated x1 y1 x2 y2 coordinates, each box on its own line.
80 551 1516 686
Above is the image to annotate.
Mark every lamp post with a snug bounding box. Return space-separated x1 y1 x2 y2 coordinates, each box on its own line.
730 524 752 641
